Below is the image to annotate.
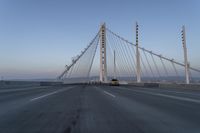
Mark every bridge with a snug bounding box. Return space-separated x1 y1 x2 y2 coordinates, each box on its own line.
1 24 200 133
58 23 200 85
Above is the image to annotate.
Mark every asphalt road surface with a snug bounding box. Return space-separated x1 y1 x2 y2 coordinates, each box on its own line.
0 85 200 133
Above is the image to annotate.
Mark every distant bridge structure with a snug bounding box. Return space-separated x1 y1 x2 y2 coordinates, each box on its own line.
58 23 200 84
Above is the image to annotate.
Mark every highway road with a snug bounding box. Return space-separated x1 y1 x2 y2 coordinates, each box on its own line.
0 85 200 133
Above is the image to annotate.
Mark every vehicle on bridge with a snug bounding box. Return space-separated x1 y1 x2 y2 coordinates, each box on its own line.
110 78 119 86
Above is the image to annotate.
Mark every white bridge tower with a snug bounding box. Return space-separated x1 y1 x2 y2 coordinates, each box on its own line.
100 23 108 82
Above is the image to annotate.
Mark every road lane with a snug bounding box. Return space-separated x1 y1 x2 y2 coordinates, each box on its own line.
0 86 56 104
0 85 76 117
77 85 142 133
123 86 200 100
118 86 200 104
0 85 200 133
99 85 200 131
0 85 81 133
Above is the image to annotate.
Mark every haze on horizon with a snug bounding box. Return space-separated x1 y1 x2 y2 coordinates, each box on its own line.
0 0 200 80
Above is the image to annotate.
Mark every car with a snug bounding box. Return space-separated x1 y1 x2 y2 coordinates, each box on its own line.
110 79 119 86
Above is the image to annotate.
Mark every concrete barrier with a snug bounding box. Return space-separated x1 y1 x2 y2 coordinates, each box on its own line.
159 83 200 90
0 80 63 89
128 82 159 87
127 82 200 90
40 81 63 86
0 81 40 89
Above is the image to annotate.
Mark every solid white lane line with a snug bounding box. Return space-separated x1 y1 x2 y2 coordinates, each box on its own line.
118 87 200 104
30 86 75 101
30 91 59 101
103 91 116 98
148 92 200 104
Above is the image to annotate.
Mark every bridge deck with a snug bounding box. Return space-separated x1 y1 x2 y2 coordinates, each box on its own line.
0 85 200 133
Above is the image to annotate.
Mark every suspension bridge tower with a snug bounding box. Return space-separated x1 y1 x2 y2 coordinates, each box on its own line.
100 23 108 83
181 25 190 84
136 22 141 83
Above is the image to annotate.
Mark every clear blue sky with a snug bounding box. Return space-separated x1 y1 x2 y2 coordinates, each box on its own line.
0 0 200 79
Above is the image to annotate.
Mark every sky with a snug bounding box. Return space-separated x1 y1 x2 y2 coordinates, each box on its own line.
0 0 200 79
